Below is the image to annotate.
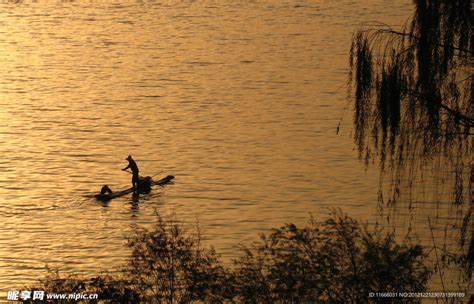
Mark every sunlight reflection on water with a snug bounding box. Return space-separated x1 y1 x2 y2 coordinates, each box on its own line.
0 0 415 290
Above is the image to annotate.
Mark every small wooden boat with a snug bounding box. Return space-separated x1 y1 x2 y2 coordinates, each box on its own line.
95 175 175 201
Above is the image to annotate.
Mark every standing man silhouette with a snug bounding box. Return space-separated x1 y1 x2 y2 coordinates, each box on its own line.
122 155 140 193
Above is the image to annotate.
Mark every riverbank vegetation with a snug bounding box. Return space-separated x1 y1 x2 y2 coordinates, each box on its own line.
23 212 432 303
348 0 472 296
349 0 472 199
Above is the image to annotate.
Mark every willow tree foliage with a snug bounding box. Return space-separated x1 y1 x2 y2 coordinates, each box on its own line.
349 0 472 281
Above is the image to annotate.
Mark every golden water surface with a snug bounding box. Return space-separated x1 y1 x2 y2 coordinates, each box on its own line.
0 0 415 291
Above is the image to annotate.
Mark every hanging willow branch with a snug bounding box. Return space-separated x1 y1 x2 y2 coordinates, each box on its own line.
349 0 472 171
348 0 473 283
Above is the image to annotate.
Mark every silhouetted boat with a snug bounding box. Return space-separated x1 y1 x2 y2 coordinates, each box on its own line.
95 175 175 201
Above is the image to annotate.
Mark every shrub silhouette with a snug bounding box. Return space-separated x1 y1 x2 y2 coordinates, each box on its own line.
23 211 432 303
125 213 232 303
233 211 432 303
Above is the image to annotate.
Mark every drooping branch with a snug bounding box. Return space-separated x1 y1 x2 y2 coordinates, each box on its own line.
363 28 474 57
348 0 472 202
347 0 473 286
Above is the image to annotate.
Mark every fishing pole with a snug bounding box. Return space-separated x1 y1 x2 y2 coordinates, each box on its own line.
124 170 163 178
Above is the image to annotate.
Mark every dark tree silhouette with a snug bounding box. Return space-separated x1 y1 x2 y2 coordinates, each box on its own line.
234 212 431 304
348 0 472 292
23 212 432 304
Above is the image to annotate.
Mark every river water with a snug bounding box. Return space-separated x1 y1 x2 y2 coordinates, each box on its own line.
0 0 425 292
